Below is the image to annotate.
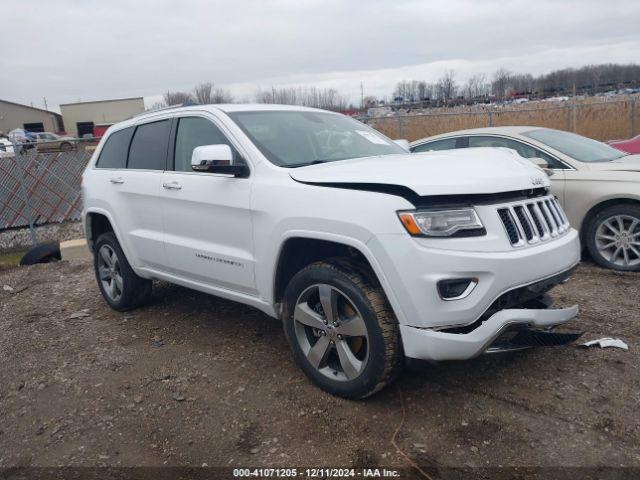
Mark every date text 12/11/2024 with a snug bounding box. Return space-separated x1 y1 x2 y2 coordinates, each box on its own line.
232 468 401 478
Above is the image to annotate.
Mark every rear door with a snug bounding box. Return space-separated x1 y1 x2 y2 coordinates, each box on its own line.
94 120 170 269
160 114 256 294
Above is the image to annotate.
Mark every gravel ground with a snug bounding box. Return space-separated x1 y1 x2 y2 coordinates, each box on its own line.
0 222 83 251
0 259 638 476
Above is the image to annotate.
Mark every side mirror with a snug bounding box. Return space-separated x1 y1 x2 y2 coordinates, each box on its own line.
393 139 410 151
529 157 554 177
191 144 248 177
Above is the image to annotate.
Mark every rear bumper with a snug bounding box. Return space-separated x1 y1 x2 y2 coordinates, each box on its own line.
401 304 579 361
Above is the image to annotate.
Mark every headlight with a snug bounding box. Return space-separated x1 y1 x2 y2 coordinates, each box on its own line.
397 208 484 237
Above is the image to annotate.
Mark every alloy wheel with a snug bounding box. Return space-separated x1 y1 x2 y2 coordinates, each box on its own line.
97 244 124 302
595 214 640 267
293 284 370 381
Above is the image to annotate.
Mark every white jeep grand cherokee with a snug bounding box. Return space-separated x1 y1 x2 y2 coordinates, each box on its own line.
82 104 581 398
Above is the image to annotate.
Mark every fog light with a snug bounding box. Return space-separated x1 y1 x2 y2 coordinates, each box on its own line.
437 278 477 300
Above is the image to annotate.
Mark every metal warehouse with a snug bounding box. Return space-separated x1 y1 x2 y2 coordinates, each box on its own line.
0 99 64 134
59 97 145 138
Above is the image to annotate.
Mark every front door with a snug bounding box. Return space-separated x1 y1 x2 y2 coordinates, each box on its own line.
160 115 256 295
466 135 567 203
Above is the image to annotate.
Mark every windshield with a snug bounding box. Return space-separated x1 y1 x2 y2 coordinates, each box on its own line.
523 128 626 162
227 110 406 167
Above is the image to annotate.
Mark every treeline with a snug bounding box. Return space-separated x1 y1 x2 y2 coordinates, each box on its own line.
255 86 348 111
153 63 640 112
391 63 640 104
155 83 348 111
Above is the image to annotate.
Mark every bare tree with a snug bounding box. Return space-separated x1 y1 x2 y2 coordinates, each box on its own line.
212 88 234 103
436 70 457 100
193 82 213 104
164 91 194 106
464 74 487 99
491 69 512 99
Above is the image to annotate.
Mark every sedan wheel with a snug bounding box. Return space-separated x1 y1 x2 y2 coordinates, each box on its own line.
595 214 640 268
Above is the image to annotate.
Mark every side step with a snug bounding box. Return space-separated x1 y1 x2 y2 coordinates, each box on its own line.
486 328 583 354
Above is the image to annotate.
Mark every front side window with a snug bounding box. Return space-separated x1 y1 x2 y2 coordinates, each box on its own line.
173 117 242 172
523 128 626 163
468 136 565 169
228 111 406 167
128 120 171 170
96 127 134 169
411 137 458 152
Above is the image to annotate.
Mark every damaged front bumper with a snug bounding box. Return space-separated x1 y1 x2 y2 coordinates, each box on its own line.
400 304 579 361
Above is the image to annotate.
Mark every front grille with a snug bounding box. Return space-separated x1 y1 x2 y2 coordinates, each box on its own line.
497 195 569 247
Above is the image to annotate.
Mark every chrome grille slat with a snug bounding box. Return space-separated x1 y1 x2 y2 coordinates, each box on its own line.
497 195 570 248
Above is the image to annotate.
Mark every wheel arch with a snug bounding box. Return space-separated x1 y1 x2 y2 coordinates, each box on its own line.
85 208 122 253
271 235 405 323
580 197 640 242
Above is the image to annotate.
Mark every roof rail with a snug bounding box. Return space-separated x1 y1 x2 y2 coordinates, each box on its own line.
131 101 202 119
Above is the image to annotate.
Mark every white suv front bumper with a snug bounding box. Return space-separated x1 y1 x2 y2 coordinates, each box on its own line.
400 304 579 361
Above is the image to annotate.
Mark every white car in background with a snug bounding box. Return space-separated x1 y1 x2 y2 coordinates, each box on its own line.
0 138 15 158
411 127 640 271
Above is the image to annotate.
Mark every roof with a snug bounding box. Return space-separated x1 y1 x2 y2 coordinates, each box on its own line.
59 97 144 107
0 98 62 117
410 126 550 144
130 103 331 122
213 103 327 113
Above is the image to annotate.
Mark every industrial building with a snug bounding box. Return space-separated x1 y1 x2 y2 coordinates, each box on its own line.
59 97 145 137
0 99 64 135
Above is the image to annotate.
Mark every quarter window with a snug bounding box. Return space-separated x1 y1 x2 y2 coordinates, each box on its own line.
128 120 171 170
412 137 458 152
173 117 242 172
96 127 134 169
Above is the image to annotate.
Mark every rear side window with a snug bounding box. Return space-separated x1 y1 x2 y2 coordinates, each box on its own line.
412 137 458 152
128 120 171 170
96 127 134 168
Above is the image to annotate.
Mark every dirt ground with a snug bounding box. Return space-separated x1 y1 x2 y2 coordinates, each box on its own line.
0 258 638 475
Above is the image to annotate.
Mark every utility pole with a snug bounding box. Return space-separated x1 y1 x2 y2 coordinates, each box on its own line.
43 97 48 111
572 84 577 132
360 82 364 110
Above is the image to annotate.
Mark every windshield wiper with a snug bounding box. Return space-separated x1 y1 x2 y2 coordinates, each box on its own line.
284 160 331 168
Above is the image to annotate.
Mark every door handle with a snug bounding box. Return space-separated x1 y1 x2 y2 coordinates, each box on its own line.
162 181 182 190
109 177 124 184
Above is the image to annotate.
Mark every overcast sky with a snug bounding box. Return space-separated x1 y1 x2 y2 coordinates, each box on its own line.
3 0 640 111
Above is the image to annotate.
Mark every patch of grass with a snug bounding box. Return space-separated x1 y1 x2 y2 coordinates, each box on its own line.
0 248 28 270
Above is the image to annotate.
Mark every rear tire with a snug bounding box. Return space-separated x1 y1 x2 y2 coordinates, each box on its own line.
585 204 640 271
282 259 402 399
93 232 152 311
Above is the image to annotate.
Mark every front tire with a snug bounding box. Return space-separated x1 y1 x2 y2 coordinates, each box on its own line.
585 204 640 271
282 259 402 399
93 232 152 311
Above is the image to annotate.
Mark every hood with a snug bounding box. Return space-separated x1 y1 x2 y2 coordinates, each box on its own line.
584 154 640 172
289 148 549 196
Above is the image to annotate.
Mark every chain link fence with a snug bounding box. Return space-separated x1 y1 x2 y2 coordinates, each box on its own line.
0 139 95 245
